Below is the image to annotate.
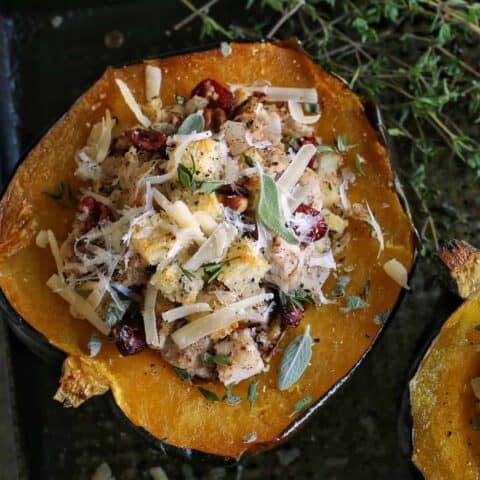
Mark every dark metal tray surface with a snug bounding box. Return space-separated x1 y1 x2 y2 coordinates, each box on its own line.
0 2 471 479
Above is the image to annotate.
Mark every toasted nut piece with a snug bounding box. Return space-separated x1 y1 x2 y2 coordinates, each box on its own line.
204 107 227 132
218 193 248 212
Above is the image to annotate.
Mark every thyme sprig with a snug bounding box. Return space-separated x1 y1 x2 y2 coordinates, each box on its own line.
174 0 480 255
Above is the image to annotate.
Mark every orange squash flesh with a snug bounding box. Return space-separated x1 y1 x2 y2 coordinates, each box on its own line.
0 42 414 458
410 289 480 479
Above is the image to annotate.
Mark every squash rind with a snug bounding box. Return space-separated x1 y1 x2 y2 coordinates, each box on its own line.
410 240 480 479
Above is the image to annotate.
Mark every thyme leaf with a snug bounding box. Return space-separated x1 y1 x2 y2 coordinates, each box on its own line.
43 181 76 209
289 394 313 417
247 379 259 409
202 352 232 366
174 367 192 385
105 299 130 327
198 387 219 402
341 295 369 313
223 384 242 405
180 266 197 281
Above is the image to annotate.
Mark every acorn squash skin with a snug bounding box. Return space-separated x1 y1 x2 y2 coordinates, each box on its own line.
0 42 414 459
409 244 480 479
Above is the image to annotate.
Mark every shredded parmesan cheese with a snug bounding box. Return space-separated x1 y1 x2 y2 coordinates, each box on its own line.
144 284 161 348
230 84 318 103
115 78 151 128
193 211 218 235
47 230 64 279
171 293 273 349
35 230 49 248
46 274 110 335
152 189 204 243
383 258 409 289
146 131 212 185
288 183 314 213
183 222 238 271
87 277 108 309
366 202 384 257
145 65 162 101
95 109 115 163
162 303 212 322
288 100 321 124
277 144 317 193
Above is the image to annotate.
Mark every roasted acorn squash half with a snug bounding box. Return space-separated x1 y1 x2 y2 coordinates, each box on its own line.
410 240 480 479
0 42 414 459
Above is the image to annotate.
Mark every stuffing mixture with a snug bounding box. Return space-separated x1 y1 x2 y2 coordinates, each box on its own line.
38 64 370 386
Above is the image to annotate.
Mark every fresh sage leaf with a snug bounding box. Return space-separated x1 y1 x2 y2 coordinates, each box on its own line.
255 163 299 245
289 394 313 417
174 367 192 384
198 386 220 402
277 325 313 391
202 352 232 366
241 432 257 443
177 112 205 135
105 299 130 327
340 295 369 313
88 334 102 357
247 379 259 409
197 181 224 193
223 384 242 405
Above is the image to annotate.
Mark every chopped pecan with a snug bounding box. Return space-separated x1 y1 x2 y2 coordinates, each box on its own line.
217 184 249 213
203 107 227 132
191 78 233 111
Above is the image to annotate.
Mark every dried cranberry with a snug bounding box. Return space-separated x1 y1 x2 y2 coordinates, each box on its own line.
297 136 318 167
77 196 113 232
279 303 305 328
112 317 147 356
131 129 167 152
294 204 327 243
191 79 233 112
